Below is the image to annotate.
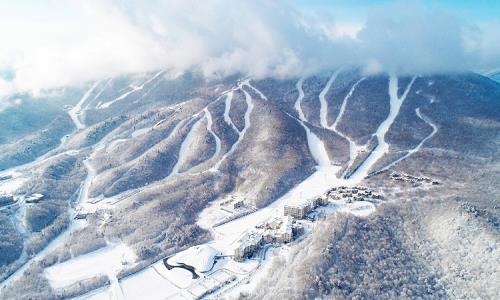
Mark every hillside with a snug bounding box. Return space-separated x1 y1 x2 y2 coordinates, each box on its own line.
0 70 498 299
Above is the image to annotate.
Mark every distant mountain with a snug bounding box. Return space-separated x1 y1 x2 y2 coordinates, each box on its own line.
0 69 498 299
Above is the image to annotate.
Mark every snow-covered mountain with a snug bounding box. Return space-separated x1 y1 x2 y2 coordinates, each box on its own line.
0 69 499 299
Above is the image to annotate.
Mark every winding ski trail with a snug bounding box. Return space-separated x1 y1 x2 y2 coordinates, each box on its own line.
294 78 331 167
98 71 164 109
375 107 438 173
349 75 416 181
330 78 366 176
319 69 342 128
69 81 101 130
212 81 254 172
204 107 222 161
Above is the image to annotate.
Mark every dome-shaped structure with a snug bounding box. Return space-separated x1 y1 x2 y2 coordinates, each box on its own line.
169 245 220 273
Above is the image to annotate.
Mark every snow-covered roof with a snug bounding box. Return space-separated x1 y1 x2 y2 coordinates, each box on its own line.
169 245 220 273
280 216 293 235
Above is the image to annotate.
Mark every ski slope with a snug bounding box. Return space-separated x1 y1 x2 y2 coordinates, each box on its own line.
349 75 416 181
69 81 101 130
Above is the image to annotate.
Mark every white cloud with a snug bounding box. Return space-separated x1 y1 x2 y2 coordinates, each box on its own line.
0 0 498 96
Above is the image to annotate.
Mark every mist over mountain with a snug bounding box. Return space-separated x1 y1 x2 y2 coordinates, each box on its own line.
0 0 499 96
0 1 499 300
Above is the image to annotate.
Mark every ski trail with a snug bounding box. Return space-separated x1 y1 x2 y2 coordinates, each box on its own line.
349 75 416 182
98 71 164 109
375 107 438 174
132 72 165 104
319 69 342 128
331 78 365 131
211 84 254 172
204 107 222 161
69 81 101 130
169 118 201 176
327 78 366 176
108 272 125 300
91 79 112 103
245 80 268 101
223 91 239 133
294 78 331 167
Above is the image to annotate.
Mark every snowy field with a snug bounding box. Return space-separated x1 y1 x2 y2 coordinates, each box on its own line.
44 243 136 289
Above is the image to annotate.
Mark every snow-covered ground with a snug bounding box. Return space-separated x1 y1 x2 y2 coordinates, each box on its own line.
319 69 342 129
169 117 202 176
69 81 101 130
294 78 332 167
212 81 254 172
97 71 164 109
349 75 416 181
44 243 136 290
330 77 367 176
2 74 438 299
204 108 221 161
377 107 438 173
120 267 181 300
0 173 27 195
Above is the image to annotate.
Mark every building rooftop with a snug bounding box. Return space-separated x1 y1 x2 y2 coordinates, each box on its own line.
169 245 220 273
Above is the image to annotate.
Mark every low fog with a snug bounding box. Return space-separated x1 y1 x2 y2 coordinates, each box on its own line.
0 0 499 96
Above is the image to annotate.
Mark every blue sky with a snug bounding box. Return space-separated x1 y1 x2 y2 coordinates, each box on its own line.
297 0 500 22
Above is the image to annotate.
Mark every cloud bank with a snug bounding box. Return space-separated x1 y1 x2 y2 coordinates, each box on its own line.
0 0 498 96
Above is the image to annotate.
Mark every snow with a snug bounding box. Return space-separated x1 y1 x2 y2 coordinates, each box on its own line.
168 245 220 273
69 81 101 130
294 78 331 167
169 117 202 176
130 127 151 138
72 286 113 300
329 77 366 177
106 138 128 152
223 91 239 133
44 243 136 290
319 69 342 128
120 267 180 300
153 119 166 129
245 80 268 101
154 260 198 289
349 75 416 181
97 71 163 109
91 79 112 104
377 107 438 172
62 74 427 299
213 166 345 242
3 73 435 298
0 175 27 194
212 82 254 171
204 107 221 161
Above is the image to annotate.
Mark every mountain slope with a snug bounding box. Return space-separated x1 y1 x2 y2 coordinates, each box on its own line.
0 70 498 299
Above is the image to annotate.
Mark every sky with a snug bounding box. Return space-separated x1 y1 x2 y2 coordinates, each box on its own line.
0 0 499 96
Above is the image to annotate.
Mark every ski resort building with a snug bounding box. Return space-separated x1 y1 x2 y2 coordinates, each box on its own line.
284 196 329 219
233 233 263 262
279 216 293 243
168 245 221 273
284 202 311 219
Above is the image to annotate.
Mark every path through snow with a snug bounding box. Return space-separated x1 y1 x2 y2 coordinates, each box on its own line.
211 81 254 171
375 107 438 173
349 75 416 181
69 81 101 130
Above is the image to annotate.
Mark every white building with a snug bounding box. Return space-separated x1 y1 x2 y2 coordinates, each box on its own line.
233 233 263 262
279 216 293 243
